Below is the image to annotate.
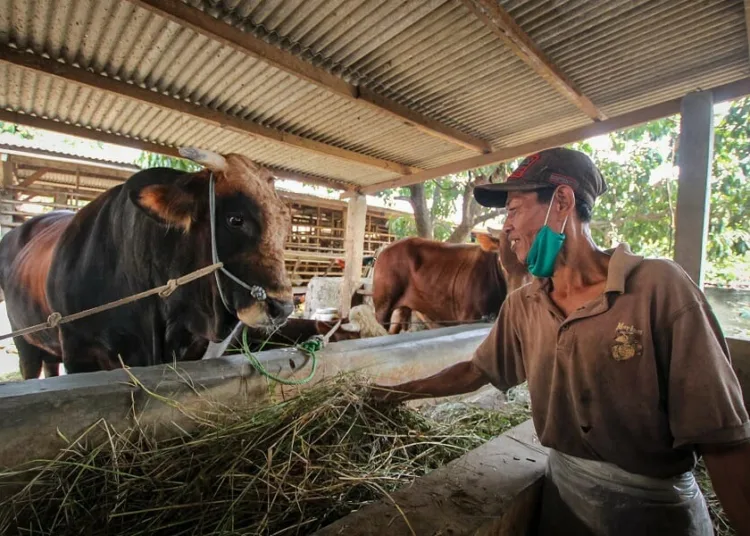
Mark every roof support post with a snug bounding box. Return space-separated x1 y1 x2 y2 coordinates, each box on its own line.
339 192 367 318
674 90 715 290
0 155 15 237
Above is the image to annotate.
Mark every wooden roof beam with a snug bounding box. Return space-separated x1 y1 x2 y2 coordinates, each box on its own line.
0 48 420 177
0 109 352 192
354 77 750 195
17 167 51 188
745 0 750 65
129 0 492 154
462 0 606 122
0 148 138 179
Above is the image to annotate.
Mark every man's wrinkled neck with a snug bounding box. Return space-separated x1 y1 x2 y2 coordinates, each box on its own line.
550 225 609 295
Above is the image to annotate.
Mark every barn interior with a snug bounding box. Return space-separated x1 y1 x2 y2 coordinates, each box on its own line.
0 0 749 534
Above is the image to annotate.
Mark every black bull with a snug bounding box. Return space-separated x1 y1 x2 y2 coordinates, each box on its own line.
0 149 295 379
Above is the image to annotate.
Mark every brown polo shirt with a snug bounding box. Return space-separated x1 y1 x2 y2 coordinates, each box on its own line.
472 243 750 478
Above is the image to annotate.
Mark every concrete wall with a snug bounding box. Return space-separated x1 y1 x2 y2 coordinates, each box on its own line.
0 324 491 469
314 420 548 536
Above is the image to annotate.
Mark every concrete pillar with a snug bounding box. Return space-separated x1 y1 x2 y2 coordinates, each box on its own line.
339 193 367 316
674 91 714 289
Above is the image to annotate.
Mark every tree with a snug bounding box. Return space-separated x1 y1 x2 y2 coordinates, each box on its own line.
382 162 516 243
568 97 749 287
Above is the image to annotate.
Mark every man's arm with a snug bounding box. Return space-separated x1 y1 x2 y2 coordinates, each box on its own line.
370 298 524 403
700 441 750 536
370 360 490 403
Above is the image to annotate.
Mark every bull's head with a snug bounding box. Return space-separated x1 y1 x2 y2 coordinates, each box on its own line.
128 147 293 332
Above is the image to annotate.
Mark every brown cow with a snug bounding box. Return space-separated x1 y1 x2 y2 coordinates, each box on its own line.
373 231 530 334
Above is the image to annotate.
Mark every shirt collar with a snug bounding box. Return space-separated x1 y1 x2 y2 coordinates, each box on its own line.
604 243 644 294
523 243 643 298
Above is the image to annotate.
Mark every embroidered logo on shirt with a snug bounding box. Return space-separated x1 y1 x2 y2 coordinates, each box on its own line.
611 322 643 361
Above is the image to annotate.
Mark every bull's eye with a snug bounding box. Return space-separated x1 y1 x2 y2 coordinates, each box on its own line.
227 214 244 227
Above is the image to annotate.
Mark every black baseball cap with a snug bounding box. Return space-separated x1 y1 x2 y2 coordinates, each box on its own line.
473 147 608 208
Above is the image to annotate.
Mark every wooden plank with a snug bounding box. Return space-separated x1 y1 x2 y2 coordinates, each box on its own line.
17 167 51 188
462 0 605 121
0 144 139 174
355 76 750 195
0 157 13 188
1 197 71 210
131 0 492 154
674 91 714 289
0 110 352 191
16 163 127 184
0 48 421 176
339 193 367 317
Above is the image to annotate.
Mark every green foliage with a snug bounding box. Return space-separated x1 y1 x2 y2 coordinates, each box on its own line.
387 213 453 241
567 98 749 287
569 117 680 259
0 122 34 139
381 161 518 242
134 151 201 172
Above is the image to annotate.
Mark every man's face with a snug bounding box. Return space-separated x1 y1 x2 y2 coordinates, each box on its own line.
502 191 550 265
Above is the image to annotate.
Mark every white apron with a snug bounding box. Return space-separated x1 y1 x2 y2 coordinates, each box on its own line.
537 449 714 536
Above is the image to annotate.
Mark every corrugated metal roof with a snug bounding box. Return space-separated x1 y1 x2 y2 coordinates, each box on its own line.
0 0 747 190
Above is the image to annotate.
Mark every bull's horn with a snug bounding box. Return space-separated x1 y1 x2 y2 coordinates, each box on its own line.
178 147 227 172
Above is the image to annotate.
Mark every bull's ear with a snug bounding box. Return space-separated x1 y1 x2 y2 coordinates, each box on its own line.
129 182 197 231
476 233 500 252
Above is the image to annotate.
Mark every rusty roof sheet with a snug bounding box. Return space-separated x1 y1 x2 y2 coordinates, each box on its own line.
0 0 747 191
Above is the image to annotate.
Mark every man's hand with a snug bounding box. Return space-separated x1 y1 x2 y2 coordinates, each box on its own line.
700 440 750 535
367 361 491 404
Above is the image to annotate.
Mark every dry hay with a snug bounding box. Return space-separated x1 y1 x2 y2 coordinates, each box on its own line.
0 375 530 536
694 460 735 536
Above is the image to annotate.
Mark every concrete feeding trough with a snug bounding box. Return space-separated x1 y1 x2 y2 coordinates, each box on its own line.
0 324 493 469
314 420 547 536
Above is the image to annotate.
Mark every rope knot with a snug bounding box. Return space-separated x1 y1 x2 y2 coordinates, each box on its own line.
250 286 267 301
46 312 62 328
159 279 179 298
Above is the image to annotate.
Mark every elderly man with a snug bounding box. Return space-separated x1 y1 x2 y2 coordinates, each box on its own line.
371 147 750 536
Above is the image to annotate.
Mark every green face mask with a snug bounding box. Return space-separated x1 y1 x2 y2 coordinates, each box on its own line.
526 193 568 278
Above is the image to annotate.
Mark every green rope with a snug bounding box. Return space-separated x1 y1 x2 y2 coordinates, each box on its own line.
240 326 319 385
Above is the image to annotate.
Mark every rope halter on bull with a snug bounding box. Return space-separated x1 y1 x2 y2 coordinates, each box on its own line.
207 171 323 384
208 172 268 310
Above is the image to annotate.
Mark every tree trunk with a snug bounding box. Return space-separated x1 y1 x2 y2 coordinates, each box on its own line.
408 184 434 240
446 172 505 244
446 222 472 243
446 177 477 244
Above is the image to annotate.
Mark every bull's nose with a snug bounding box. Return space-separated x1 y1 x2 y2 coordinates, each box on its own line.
267 298 294 321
